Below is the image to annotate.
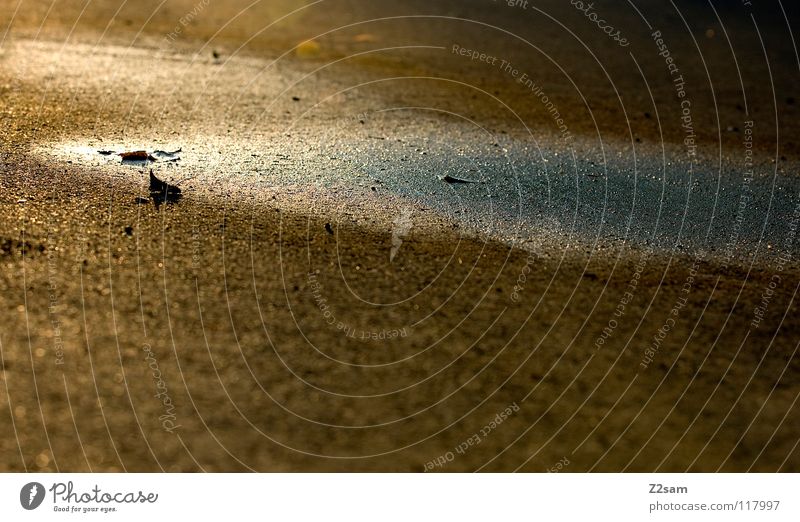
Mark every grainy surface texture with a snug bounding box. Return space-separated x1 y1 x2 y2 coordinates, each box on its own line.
0 0 799 472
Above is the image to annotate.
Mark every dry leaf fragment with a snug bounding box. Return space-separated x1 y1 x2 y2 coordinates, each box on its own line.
119 151 155 161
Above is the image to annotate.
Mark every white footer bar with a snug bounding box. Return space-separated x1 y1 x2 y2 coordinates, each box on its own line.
1 473 796 521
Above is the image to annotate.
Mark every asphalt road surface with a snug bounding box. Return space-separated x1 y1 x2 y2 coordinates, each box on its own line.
1 0 799 471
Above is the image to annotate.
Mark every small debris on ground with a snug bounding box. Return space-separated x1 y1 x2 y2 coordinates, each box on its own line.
120 151 154 161
99 148 182 164
296 39 321 58
441 174 482 184
151 148 182 161
149 170 182 207
353 33 377 43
